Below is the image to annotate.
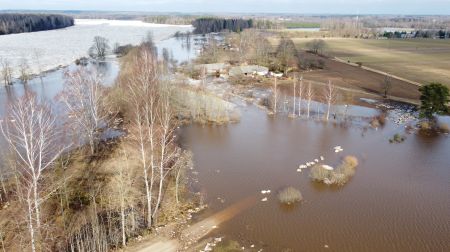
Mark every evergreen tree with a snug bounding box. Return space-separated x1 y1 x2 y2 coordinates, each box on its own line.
419 83 450 119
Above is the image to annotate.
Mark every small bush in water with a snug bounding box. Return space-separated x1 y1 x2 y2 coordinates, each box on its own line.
278 187 303 205
310 156 359 186
389 133 406 143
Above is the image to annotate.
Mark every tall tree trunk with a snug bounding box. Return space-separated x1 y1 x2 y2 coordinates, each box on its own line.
33 178 41 229
27 192 36 252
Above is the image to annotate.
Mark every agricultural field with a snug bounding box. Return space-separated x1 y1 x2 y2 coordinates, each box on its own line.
293 38 450 86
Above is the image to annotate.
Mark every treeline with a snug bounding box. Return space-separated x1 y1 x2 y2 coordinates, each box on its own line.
382 29 450 39
0 14 74 35
143 15 195 25
192 18 253 34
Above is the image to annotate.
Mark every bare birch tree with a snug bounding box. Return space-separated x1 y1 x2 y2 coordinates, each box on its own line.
306 81 313 118
298 75 304 117
126 46 159 228
291 75 297 117
0 92 65 252
153 82 179 224
60 68 107 155
324 80 338 121
272 77 278 114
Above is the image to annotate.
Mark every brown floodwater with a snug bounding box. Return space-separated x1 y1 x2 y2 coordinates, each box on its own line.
179 102 450 251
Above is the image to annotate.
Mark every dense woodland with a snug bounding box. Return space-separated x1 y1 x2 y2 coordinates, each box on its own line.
0 14 74 35
192 18 253 34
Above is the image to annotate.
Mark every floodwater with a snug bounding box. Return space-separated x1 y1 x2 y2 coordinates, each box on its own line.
0 19 193 78
179 101 450 251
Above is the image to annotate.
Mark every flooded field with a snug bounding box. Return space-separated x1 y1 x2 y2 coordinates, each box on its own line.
179 101 450 251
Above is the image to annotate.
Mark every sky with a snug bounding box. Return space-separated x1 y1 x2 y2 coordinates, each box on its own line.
0 0 449 15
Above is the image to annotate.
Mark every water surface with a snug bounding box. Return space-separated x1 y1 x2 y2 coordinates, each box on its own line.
180 103 450 251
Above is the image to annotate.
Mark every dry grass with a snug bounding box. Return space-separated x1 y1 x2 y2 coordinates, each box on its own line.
172 86 240 124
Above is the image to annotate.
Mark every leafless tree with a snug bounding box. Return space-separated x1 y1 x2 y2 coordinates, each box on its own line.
89 36 110 60
272 77 278 114
255 35 272 66
33 50 44 85
60 68 107 154
306 81 314 118
382 74 392 98
0 92 66 252
292 75 297 117
324 80 338 121
18 58 31 84
298 75 304 117
307 39 325 54
126 46 159 228
153 82 179 224
0 58 13 86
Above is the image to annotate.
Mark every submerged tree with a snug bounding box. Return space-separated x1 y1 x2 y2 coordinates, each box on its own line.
89 36 110 60
272 77 278 114
306 81 314 118
18 58 31 84
0 58 13 85
323 80 338 121
298 75 304 117
419 83 450 120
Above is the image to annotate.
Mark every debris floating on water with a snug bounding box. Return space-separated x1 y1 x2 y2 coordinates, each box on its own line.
261 190 271 194
334 146 344 153
322 165 334 171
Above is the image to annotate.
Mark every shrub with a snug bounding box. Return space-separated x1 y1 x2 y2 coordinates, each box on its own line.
277 187 303 205
419 120 431 130
342 155 358 168
310 165 334 184
370 115 386 128
310 156 359 186
370 118 380 128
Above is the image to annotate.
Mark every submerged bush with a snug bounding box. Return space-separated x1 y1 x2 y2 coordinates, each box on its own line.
278 187 303 205
310 156 359 186
370 114 386 128
390 133 406 143
419 120 431 130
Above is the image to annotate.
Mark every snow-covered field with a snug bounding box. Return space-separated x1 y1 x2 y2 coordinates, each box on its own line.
0 19 193 78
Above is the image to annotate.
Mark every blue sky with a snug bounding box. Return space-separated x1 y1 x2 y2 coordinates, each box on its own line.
0 0 449 15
